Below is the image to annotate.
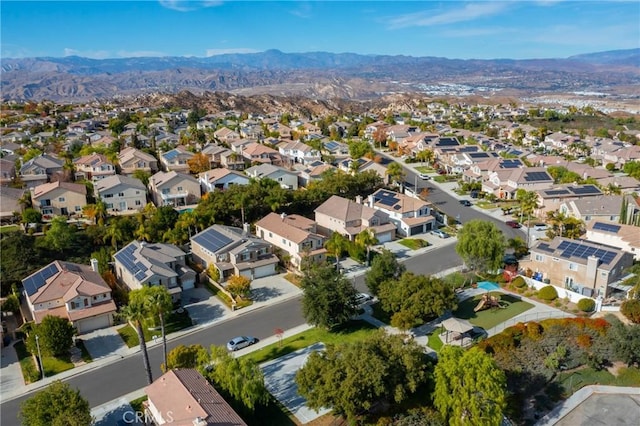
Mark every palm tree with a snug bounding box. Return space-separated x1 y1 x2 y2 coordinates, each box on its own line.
105 221 126 250
355 229 378 266
416 149 434 167
325 232 348 271
120 296 153 385
145 286 173 372
516 189 538 246
385 162 405 187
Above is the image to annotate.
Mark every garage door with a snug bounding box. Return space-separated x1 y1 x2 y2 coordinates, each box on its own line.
76 315 111 334
253 264 277 279
181 278 195 290
410 225 424 236
375 231 393 243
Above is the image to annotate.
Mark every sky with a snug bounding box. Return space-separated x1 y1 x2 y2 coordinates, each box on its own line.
1 1 639 60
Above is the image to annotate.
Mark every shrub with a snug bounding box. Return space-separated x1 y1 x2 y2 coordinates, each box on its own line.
512 276 526 288
538 285 558 301
620 299 640 324
577 298 596 312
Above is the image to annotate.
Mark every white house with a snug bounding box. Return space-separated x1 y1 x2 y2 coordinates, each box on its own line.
94 174 147 213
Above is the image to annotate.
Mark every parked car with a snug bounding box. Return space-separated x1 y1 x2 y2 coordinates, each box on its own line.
533 223 548 231
226 336 258 351
506 220 521 228
459 199 472 206
355 293 373 305
418 173 431 180
431 229 450 239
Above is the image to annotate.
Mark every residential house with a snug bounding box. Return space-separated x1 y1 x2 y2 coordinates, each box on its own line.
0 186 26 221
586 221 640 261
245 164 298 190
559 195 626 224
23 259 117 334
483 167 554 199
255 212 326 269
31 181 86 217
94 175 147 213
241 142 283 166
525 237 634 297
117 147 158 175
0 158 16 185
220 150 246 171
322 140 350 157
144 369 247 426
191 224 278 281
73 153 116 182
278 140 321 165
213 127 241 144
315 195 396 242
267 122 292 139
160 146 194 173
19 154 64 188
367 189 436 237
201 144 231 168
297 161 335 187
149 171 201 207
535 184 603 217
114 241 196 301
199 168 250 193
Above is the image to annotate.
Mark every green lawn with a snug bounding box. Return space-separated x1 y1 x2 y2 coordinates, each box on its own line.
397 238 429 250
42 355 74 376
454 292 534 330
427 327 444 351
118 310 194 348
414 166 436 173
244 320 378 364
556 366 640 397
0 225 20 234
13 340 75 382
129 395 148 413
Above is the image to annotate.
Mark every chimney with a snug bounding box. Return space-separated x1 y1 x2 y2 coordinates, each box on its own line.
280 212 287 220
243 222 251 234
90 258 99 272
355 195 363 204
367 194 374 206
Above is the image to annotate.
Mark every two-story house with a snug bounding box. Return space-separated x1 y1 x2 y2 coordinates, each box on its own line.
73 153 116 182
114 241 196 301
559 194 628 224
525 237 634 298
191 224 278 281
314 195 396 242
199 168 250 193
201 144 231 168
245 164 298 190
277 141 321 165
117 147 159 175
94 174 147 213
31 181 87 217
149 171 201 208
213 127 241 145
483 167 554 200
19 154 64 188
586 221 640 261
0 158 16 185
0 186 26 221
241 142 283 166
23 259 117 334
255 212 326 269
367 189 436 237
160 146 194 173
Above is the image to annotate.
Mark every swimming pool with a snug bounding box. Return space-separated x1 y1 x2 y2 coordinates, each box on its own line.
477 281 500 291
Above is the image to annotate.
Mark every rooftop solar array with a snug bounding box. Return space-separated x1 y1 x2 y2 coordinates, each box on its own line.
460 146 479 153
23 263 60 296
569 185 601 195
324 141 342 151
557 240 617 264
537 243 555 253
374 190 400 207
524 171 551 182
163 149 180 161
192 227 233 253
500 159 523 169
593 222 621 234
436 137 460 147
545 189 570 196
114 244 149 280
469 152 490 159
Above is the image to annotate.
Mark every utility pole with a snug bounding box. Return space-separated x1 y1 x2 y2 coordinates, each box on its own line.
35 334 44 381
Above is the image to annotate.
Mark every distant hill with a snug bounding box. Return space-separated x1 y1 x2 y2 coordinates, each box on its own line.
1 49 638 102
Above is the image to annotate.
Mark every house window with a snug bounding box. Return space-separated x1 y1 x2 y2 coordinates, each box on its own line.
106 203 113 209
162 188 170 194
569 263 578 271
177 186 183 191
93 296 97 301
83 299 88 307
601 271 607 277
75 206 82 211
118 192 124 197
269 232 272 237
104 193 113 198
535 254 543 262
58 197 65 202
70 301 76 309
135 200 141 206
282 238 286 244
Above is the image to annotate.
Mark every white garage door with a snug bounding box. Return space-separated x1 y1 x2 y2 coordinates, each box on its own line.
376 231 393 243
253 264 277 279
76 315 111 334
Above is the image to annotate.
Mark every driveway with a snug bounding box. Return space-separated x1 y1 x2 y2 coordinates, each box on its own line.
0 342 24 398
80 327 128 361
261 343 329 424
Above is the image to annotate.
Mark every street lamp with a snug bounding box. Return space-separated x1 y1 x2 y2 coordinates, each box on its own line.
35 334 45 380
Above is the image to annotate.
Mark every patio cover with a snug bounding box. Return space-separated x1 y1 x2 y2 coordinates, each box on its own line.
441 317 474 334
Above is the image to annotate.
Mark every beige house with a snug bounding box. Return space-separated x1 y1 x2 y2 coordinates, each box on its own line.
255 212 326 269
19 154 64 188
149 171 200 207
31 181 87 217
586 221 640 261
73 153 116 182
145 369 246 426
23 259 117 334
160 146 194 173
94 174 147 214
117 147 158 175
525 237 634 298
367 189 436 237
315 195 396 242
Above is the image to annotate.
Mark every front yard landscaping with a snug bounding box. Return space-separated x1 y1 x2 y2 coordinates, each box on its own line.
397 238 428 250
118 309 193 348
14 340 75 383
454 292 534 330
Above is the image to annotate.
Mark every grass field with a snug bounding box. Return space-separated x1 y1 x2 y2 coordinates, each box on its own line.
556 366 640 396
397 238 428 250
0 225 20 234
427 327 444 351
118 310 194 347
454 292 534 330
244 320 378 365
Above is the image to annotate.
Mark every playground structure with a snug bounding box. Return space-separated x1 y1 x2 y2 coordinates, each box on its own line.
474 293 507 312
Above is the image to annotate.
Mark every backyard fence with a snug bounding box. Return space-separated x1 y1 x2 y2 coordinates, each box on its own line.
486 310 574 336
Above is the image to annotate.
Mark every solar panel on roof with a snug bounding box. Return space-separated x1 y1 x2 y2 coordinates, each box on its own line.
436 138 460 147
524 172 551 182
500 159 522 169
593 222 621 233
163 150 180 160
23 263 60 296
546 189 570 196
569 185 601 195
469 152 490 158
559 241 617 264
192 228 233 253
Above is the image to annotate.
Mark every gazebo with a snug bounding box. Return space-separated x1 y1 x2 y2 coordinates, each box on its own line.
440 317 475 346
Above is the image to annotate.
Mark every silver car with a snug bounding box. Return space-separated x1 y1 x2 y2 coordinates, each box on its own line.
226 336 258 351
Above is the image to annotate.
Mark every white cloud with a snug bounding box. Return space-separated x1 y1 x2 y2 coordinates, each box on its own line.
63 48 111 59
159 0 222 12
289 2 313 19
206 48 260 56
388 3 510 29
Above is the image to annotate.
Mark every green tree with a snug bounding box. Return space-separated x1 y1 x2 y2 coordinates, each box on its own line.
162 344 208 372
364 248 405 296
1 293 20 315
226 275 252 299
434 346 507 426
455 220 506 274
142 286 173 373
516 189 538 245
355 229 378 266
301 264 357 329
21 208 42 225
386 162 406 186
120 291 153 384
416 149 435 166
27 315 75 357
378 272 457 330
325 232 349 271
348 140 374 159
132 169 151 187
205 345 268 411
609 320 640 366
19 380 92 426
620 299 640 324
296 332 430 421
43 217 77 252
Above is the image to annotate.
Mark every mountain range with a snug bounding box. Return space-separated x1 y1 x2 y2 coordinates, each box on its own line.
1 49 638 102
